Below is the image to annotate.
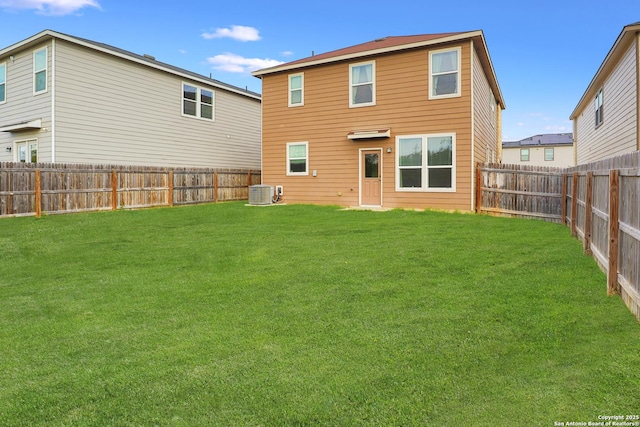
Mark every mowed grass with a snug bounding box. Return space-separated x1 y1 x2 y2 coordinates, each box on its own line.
0 202 638 426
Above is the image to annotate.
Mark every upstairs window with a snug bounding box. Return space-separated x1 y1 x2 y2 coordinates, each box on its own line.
288 73 304 107
183 83 214 120
520 148 530 162
349 61 375 107
429 47 461 99
545 147 554 161
34 48 47 94
0 62 5 103
286 142 308 175
595 88 603 127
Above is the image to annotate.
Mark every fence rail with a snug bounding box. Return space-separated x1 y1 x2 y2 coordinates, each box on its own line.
477 152 640 322
0 162 261 217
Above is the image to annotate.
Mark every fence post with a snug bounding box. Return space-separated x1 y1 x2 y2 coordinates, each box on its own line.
561 174 567 225
608 169 620 295
111 170 118 210
213 171 218 203
168 171 174 207
571 173 578 236
583 172 593 254
475 165 482 214
35 168 42 218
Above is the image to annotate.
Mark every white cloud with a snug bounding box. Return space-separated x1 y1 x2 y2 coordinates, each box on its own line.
544 125 568 132
206 53 283 74
0 0 101 15
280 51 294 57
201 26 261 42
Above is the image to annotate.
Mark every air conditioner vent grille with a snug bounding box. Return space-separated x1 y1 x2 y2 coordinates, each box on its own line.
249 185 273 205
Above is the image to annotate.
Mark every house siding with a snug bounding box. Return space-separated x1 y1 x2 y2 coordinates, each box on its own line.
261 42 477 210
53 40 260 168
0 40 52 161
472 42 499 164
502 145 574 167
575 39 638 164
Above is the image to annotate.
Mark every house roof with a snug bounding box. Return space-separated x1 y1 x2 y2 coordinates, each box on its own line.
502 133 574 148
252 30 505 109
569 21 640 119
0 29 261 101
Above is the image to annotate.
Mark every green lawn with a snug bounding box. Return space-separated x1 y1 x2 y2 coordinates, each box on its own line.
0 202 638 426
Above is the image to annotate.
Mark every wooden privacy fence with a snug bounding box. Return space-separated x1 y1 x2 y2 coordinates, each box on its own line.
477 152 640 321
0 162 261 217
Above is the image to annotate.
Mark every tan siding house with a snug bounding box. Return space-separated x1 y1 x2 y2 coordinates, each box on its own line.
502 133 574 167
0 30 261 168
253 31 504 210
570 22 640 165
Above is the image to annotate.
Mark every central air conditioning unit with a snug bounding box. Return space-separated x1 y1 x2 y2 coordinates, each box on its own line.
249 185 273 205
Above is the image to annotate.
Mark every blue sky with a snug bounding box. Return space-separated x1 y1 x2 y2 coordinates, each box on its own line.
1 0 638 141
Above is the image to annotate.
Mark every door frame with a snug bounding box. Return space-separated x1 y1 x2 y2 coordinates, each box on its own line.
358 147 383 207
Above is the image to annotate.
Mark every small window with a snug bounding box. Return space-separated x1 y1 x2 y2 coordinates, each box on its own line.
0 62 6 103
288 73 304 107
595 88 603 127
397 133 455 192
15 139 38 163
349 61 375 107
182 83 214 120
544 147 554 161
34 48 47 94
287 142 308 175
520 148 530 162
429 47 461 99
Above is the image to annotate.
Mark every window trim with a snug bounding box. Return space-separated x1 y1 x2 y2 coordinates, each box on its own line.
286 141 309 176
288 72 304 107
520 148 530 162
0 61 6 104
349 60 376 108
14 138 38 163
595 88 604 127
33 47 47 95
182 82 215 121
395 133 456 193
428 46 461 100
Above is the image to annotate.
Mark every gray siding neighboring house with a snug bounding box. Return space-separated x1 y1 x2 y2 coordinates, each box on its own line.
570 22 640 165
0 30 261 168
502 133 574 167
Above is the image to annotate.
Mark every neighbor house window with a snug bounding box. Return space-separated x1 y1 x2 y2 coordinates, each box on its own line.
349 61 375 107
0 62 5 103
287 142 308 175
15 139 38 163
544 147 554 161
182 83 214 120
595 88 603 127
288 73 304 107
429 47 461 99
34 48 47 94
520 148 530 162
396 133 455 191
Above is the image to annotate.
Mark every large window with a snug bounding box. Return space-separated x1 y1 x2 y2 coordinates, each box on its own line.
520 148 530 162
288 73 304 107
0 62 5 103
349 61 375 107
397 134 455 191
286 142 308 175
34 48 47 94
595 88 604 127
15 139 38 163
544 147 554 161
182 83 214 120
429 47 461 99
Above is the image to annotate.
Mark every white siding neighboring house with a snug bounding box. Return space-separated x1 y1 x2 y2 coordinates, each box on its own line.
0 30 261 168
570 22 640 165
502 133 574 167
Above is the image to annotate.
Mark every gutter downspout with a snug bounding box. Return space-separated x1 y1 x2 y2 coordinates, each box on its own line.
51 38 56 162
470 40 476 211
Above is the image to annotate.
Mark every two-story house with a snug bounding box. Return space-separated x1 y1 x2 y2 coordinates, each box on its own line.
570 22 640 165
502 133 574 167
252 30 505 210
0 30 261 168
